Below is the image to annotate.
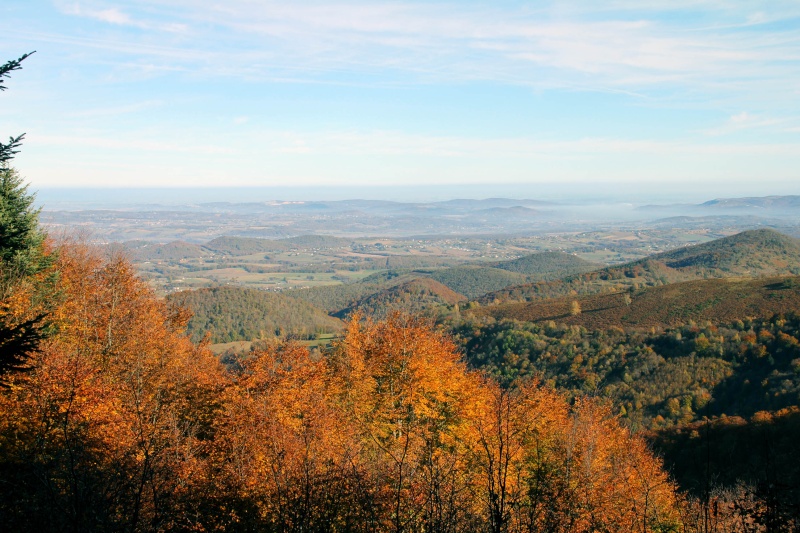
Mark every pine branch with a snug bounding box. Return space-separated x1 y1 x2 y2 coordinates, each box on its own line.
0 51 35 91
0 133 25 167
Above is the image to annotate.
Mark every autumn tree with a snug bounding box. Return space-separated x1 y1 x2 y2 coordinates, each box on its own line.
1 253 687 532
0 241 227 531
328 313 483 532
211 340 371 531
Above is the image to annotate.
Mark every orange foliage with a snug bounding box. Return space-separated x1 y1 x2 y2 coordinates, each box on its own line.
0 241 227 531
0 244 683 532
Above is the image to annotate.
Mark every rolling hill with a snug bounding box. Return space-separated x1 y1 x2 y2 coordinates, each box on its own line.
167 286 343 343
701 195 800 209
289 271 422 313
491 251 601 278
428 266 527 298
333 278 466 319
469 275 800 330
478 229 800 305
427 251 601 299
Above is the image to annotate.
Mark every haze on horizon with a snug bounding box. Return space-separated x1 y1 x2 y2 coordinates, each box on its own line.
3 1 800 192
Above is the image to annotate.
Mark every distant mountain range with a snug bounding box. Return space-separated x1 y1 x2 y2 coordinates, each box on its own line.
701 195 800 209
641 194 800 212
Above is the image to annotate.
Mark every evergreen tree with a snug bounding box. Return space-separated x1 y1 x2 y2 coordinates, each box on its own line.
0 52 49 380
0 53 39 278
0 53 33 167
0 168 47 279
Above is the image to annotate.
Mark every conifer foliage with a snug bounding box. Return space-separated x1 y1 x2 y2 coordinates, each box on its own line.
0 168 47 277
0 53 33 166
0 52 52 380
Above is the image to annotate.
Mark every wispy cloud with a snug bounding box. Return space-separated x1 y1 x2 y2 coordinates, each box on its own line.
58 1 188 33
44 0 800 105
6 1 799 188
703 112 800 136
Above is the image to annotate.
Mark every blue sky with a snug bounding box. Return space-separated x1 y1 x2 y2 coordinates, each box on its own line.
2 0 800 195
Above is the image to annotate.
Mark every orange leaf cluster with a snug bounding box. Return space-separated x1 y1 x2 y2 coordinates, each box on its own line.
0 243 683 532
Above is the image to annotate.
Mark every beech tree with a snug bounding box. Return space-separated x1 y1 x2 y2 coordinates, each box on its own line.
0 240 227 531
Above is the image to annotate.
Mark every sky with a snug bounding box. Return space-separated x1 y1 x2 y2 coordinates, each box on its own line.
2 1 800 198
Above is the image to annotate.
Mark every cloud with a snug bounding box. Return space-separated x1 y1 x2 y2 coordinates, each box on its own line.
39 0 798 104
58 1 188 33
702 112 799 136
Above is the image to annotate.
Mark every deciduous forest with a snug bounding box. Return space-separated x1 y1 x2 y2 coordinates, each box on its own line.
4 51 800 533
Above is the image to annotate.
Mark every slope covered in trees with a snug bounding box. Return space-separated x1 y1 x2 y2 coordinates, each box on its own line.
649 407 800 531
455 312 800 429
429 265 527 298
426 252 600 299
290 270 419 313
471 275 800 329
0 242 228 531
333 277 465 319
479 229 800 305
167 286 343 343
492 250 601 278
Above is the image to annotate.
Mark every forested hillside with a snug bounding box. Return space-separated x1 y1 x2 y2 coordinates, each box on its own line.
479 229 800 304
650 407 800 530
471 275 800 329
167 286 343 343
492 250 601 277
333 278 465 319
289 270 419 312
455 312 800 429
429 266 526 298
427 251 600 299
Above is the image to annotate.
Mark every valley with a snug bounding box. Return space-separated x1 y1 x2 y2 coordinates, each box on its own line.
34 196 800 528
